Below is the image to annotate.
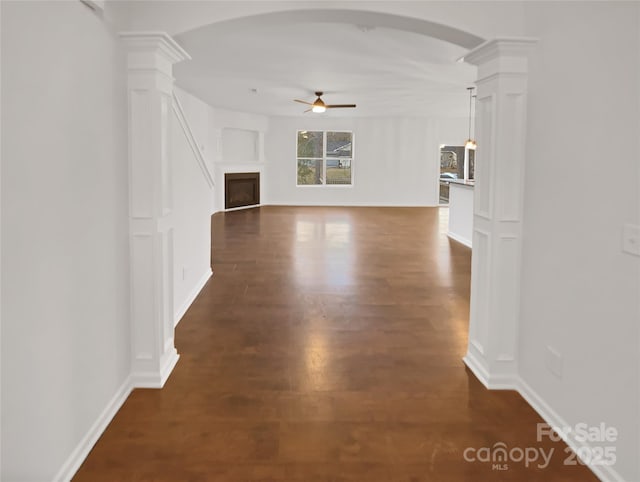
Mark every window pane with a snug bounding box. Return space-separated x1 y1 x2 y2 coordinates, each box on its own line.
326 132 352 158
297 159 323 185
326 159 352 185
297 131 323 158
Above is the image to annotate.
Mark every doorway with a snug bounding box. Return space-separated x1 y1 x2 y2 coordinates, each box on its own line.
439 145 464 204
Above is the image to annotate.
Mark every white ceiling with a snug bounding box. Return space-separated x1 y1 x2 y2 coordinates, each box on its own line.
174 19 478 118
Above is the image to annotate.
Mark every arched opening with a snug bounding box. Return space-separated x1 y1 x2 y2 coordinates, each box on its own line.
159 9 536 397
174 8 485 48
162 6 502 389
171 9 482 119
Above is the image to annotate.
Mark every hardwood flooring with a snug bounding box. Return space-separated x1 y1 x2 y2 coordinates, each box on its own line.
74 206 598 481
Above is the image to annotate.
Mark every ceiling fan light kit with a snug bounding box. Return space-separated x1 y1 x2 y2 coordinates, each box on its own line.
294 91 356 113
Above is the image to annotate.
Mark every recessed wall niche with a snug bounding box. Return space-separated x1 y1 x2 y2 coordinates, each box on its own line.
221 128 259 162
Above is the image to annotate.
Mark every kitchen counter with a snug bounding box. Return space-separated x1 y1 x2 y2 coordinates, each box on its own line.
449 179 475 188
447 180 474 248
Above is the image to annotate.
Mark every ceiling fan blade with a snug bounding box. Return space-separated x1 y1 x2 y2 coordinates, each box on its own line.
294 99 313 105
304 108 312 113
326 104 357 109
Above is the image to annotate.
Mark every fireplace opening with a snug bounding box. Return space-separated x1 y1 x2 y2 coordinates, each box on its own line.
225 172 260 209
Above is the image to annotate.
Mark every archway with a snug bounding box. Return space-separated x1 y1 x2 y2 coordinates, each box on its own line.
119 8 534 393
174 8 484 49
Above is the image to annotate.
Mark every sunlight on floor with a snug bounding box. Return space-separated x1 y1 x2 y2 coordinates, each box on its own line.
294 217 355 288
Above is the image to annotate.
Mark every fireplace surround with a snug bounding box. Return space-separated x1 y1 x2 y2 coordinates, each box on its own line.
224 172 260 209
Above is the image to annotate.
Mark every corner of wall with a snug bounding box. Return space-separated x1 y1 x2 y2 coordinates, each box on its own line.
174 268 212 327
52 376 133 482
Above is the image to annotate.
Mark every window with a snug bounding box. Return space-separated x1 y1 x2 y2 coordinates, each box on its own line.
297 131 353 185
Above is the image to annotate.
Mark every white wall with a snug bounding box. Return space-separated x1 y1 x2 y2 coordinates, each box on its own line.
265 116 466 207
520 3 639 481
1 1 130 480
171 93 214 325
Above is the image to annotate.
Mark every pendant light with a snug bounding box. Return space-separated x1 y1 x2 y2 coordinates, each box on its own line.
465 86 477 150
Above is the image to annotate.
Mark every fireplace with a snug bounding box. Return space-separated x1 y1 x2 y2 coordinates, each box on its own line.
225 172 260 209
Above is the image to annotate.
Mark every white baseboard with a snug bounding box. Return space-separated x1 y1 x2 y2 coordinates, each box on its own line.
463 352 491 387
52 376 133 482
465 357 627 482
224 204 261 212
265 202 441 208
174 268 212 327
516 378 626 482
463 353 518 390
447 231 472 248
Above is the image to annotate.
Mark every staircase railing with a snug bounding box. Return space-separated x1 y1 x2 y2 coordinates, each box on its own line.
171 91 215 188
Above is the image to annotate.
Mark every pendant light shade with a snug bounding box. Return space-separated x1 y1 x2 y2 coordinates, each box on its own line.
465 86 476 150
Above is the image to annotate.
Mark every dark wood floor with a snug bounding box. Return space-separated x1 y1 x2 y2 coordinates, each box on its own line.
74 206 597 481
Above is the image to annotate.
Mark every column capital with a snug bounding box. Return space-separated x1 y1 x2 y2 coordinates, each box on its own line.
119 31 191 79
119 31 191 63
463 37 537 80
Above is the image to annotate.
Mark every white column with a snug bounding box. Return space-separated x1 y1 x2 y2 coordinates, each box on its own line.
462 38 537 388
120 32 191 388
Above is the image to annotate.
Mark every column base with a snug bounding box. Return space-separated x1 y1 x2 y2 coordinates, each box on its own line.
131 349 179 389
463 348 518 390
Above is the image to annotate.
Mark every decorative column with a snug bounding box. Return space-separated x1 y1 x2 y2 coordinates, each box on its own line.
119 32 191 388
462 38 537 388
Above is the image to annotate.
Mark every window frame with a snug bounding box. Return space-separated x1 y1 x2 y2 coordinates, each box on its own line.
296 130 354 187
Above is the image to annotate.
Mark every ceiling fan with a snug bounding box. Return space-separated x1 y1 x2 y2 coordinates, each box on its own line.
294 91 356 113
